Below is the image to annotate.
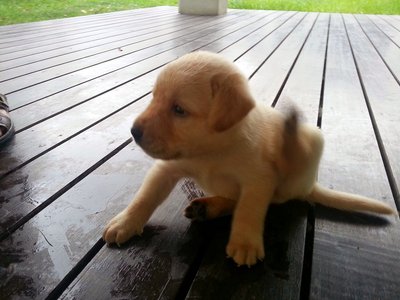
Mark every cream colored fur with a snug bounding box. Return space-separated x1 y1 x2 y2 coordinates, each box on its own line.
103 51 396 267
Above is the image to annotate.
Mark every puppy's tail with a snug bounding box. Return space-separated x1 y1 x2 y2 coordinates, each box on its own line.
307 183 396 215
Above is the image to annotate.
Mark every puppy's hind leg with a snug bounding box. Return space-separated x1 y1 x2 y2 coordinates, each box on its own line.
184 196 236 221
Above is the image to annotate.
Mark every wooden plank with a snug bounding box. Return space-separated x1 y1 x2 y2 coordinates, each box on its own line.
0 9 174 46
0 8 171 38
0 14 193 69
8 11 281 133
233 12 307 77
0 12 246 94
247 13 317 104
309 14 400 299
367 15 400 47
0 10 146 36
61 180 206 300
0 71 154 176
378 15 400 32
199 11 290 55
186 13 329 300
344 13 400 201
2 12 248 100
0 10 175 56
0 6 172 34
390 16 400 28
216 11 298 61
0 94 149 237
355 14 400 82
185 203 309 300
0 13 161 43
0 142 134 299
274 13 329 122
0 141 207 299
0 14 220 80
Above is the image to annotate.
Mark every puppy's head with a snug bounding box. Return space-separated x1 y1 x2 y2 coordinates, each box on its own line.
131 51 255 160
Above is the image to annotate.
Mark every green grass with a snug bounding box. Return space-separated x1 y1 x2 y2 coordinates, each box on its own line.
0 0 178 26
229 0 400 14
1 0 399 26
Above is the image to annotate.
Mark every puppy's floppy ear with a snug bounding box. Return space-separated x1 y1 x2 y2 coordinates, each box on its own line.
209 73 255 132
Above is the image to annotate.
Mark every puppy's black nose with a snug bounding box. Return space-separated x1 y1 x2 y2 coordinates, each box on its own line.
131 126 143 143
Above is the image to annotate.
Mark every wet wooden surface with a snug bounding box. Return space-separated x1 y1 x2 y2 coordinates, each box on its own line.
0 6 399 300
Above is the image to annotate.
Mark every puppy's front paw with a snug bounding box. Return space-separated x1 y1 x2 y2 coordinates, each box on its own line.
226 235 265 267
102 210 143 245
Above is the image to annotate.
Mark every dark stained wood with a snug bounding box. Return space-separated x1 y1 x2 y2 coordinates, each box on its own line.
50 11 313 300
0 6 173 36
60 179 207 300
217 11 297 61
0 6 399 300
0 9 295 299
0 96 150 237
0 142 206 299
0 81 153 177
274 13 329 123
9 11 281 132
309 14 400 299
4 13 253 109
186 12 330 300
186 203 309 300
6 12 282 136
0 70 153 168
0 12 272 172
0 12 246 94
234 12 306 78
0 12 177 61
200 11 291 55
1 13 244 78
0 8 174 46
344 13 400 202
0 12 284 173
0 14 197 74
0 7 173 34
247 12 318 103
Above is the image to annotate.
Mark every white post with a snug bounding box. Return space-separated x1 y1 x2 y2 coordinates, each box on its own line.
179 0 228 15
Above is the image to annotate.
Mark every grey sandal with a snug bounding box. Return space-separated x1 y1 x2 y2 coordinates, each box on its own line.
0 94 15 146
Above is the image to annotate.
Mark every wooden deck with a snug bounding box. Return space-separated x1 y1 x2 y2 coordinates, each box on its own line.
1 6 400 299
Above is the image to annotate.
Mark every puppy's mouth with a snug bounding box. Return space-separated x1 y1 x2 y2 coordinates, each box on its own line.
134 138 182 160
152 151 182 160
141 146 182 160
131 125 182 160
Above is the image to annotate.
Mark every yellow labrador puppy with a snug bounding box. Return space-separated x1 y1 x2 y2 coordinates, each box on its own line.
103 51 395 266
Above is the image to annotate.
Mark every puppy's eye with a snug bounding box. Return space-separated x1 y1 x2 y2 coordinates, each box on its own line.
172 104 187 117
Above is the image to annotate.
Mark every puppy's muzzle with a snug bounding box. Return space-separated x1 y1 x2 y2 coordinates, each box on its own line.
131 125 143 144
